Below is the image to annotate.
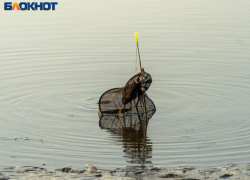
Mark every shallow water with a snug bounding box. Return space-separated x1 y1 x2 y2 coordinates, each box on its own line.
1 0 250 171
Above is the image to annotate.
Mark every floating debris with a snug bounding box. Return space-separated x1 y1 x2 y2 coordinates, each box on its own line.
85 164 96 169
0 137 30 141
85 164 97 172
220 173 233 178
61 167 74 173
151 167 161 172
159 173 184 178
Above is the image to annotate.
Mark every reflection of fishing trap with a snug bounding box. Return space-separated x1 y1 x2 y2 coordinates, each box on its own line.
98 33 156 133
108 129 153 165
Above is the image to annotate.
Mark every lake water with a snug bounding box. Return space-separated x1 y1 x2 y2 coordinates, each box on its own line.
1 0 250 171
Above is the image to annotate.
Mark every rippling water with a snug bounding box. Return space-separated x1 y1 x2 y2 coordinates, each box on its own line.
1 0 250 171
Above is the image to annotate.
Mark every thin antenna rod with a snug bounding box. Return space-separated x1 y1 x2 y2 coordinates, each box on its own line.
135 32 142 72
134 32 148 134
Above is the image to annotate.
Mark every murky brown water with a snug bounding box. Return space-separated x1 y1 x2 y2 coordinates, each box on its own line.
1 0 250 175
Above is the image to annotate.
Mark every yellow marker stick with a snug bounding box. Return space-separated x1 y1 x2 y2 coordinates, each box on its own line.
135 32 138 42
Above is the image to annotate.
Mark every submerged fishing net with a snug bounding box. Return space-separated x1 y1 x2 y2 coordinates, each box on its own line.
98 71 156 132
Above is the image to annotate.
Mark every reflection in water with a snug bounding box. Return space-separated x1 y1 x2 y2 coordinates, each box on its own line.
99 108 155 167
108 128 153 166
98 71 156 166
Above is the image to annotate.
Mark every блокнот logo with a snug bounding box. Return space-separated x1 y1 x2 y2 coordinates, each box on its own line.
4 2 58 10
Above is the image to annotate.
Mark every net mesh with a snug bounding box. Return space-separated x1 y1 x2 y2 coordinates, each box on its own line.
98 71 156 166
98 71 156 131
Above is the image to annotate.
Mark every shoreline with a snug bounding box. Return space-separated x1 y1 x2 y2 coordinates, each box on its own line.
1 163 250 179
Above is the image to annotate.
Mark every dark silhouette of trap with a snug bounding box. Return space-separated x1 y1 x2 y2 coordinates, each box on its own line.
97 32 156 167
98 71 156 132
98 70 156 167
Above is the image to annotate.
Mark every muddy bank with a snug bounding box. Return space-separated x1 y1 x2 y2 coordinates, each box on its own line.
1 163 250 180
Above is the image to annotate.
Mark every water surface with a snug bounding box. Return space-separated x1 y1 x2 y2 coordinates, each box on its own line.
1 0 250 170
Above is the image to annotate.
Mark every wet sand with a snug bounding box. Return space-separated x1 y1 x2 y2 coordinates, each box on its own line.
1 163 250 180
